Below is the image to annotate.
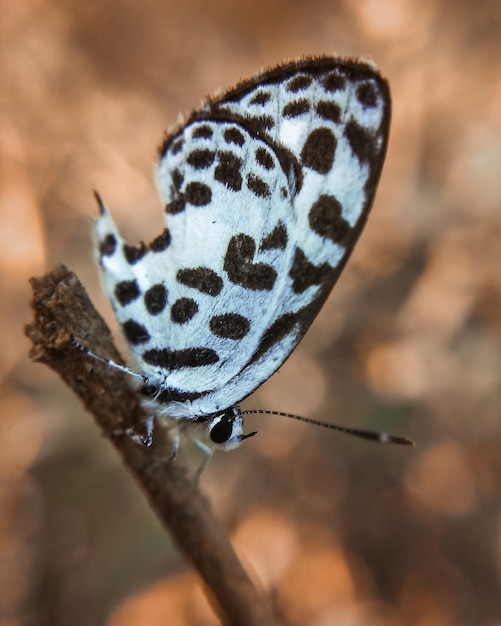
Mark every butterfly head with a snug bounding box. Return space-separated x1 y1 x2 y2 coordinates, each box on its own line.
202 406 257 451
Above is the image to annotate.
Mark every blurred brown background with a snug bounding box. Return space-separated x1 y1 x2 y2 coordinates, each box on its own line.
1 1 500 624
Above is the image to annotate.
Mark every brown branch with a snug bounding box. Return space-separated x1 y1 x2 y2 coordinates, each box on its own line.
25 265 276 626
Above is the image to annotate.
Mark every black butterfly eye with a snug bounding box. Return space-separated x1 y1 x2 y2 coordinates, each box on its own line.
210 415 233 444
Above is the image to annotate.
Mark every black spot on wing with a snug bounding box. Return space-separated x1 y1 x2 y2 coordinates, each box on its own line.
185 182 212 206
144 283 168 315
122 319 150 345
316 101 341 123
249 91 271 105
345 119 376 164
224 127 245 146
145 386 209 403
187 149 216 169
356 82 378 108
209 313 250 340
171 298 199 324
192 125 213 139
99 234 116 257
115 280 140 306
283 100 310 118
301 128 337 174
322 73 346 92
123 242 147 265
165 194 186 214
177 267 223 296
171 138 184 154
247 313 299 366
142 347 219 369
287 75 313 92
246 116 274 135
149 228 171 252
289 248 331 294
247 174 270 198
255 147 275 170
172 168 184 192
260 224 288 251
308 195 351 244
215 151 243 191
282 151 303 195
224 234 277 291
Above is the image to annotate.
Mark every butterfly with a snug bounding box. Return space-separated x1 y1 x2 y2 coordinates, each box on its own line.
91 56 409 457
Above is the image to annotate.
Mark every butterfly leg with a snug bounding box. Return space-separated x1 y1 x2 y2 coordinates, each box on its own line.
193 447 214 482
168 427 181 461
125 415 155 447
153 416 183 461
189 439 214 481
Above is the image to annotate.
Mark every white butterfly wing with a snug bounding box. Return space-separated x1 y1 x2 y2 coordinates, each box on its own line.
96 57 390 418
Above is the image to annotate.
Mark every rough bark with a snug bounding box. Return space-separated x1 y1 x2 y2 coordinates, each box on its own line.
26 264 276 626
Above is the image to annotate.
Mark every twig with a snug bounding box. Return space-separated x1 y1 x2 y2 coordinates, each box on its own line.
25 264 276 626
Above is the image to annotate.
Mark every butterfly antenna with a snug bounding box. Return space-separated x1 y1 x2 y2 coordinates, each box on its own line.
241 410 414 446
71 336 149 384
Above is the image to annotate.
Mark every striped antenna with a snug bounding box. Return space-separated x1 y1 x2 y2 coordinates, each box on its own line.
241 410 414 446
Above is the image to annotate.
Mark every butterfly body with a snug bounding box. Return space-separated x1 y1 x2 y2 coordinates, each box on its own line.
95 56 391 451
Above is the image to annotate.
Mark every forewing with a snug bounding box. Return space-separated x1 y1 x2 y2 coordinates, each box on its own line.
190 58 390 411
